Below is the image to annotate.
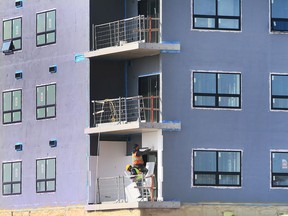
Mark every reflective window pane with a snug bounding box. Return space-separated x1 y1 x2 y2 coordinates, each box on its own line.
37 181 45 192
46 11 56 31
219 97 239 107
12 162 21 181
194 0 216 15
194 73 216 93
3 113 11 124
3 92 11 111
272 98 288 109
272 0 288 19
218 151 240 172
272 152 288 173
46 180 55 191
37 160 46 180
13 111 21 122
37 13 46 33
194 96 216 106
3 163 12 182
37 108 46 119
194 18 215 28
13 39 21 50
218 19 239 29
195 174 216 185
47 85 56 105
218 0 239 16
13 90 21 110
37 35 45 46
47 107 55 117
3 185 11 195
37 86 46 106
273 175 288 186
219 175 240 185
218 74 240 94
3 20 12 40
46 32 56 44
272 75 288 96
12 183 21 194
194 151 216 172
13 18 21 38
46 159 56 179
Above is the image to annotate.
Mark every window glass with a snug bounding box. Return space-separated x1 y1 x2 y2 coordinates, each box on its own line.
46 181 55 191
3 113 11 123
37 86 46 106
12 162 21 181
47 107 56 117
47 84 56 105
194 96 216 106
218 96 239 107
272 0 288 19
272 152 288 173
46 32 56 44
3 92 11 111
37 160 45 179
194 18 216 28
37 13 45 33
194 151 216 172
3 163 11 182
3 185 11 195
46 159 55 178
193 150 241 186
13 90 21 110
218 19 239 29
3 20 12 40
37 35 45 46
272 75 288 95
37 181 45 192
194 73 216 93
12 183 21 194
218 151 240 172
218 0 239 16
46 11 56 31
194 0 216 15
218 73 240 94
13 18 21 38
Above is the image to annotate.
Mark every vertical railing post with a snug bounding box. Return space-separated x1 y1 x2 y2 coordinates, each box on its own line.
92 101 96 126
118 97 121 123
109 23 112 47
149 17 152 43
151 96 154 122
124 97 128 122
97 178 101 204
92 24 95 50
138 96 141 122
138 15 142 41
117 20 120 45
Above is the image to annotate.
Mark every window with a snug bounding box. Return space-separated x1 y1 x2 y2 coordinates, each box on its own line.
36 10 56 46
271 74 288 110
36 84 56 120
193 150 241 186
271 152 288 187
192 0 241 30
36 158 56 193
2 161 22 195
193 72 241 108
271 0 288 31
2 17 22 51
2 89 22 124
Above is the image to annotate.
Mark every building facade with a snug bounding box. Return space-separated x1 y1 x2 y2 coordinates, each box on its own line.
1 0 288 215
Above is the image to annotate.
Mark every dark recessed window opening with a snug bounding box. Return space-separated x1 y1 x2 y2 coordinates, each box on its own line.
193 72 241 109
15 143 23 151
49 139 57 147
193 0 241 30
193 150 241 187
49 65 57 73
2 89 22 124
2 161 22 195
15 0 23 8
36 10 56 46
15 70 23 79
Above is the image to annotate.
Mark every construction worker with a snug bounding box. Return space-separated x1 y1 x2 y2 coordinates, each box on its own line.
132 144 150 175
126 164 143 186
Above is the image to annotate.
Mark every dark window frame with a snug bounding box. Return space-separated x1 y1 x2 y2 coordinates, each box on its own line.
271 151 288 188
36 10 56 46
2 89 22 124
2 161 22 196
192 0 241 31
193 150 242 187
36 83 56 120
271 74 288 110
2 17 22 51
36 158 56 193
193 72 241 109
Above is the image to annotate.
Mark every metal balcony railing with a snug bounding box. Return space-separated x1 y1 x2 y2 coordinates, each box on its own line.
92 15 160 50
91 96 160 127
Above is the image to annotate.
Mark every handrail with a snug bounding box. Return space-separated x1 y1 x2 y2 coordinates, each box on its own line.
92 15 160 50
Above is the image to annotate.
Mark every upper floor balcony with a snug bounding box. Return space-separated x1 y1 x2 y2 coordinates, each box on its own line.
84 95 181 135
84 16 180 60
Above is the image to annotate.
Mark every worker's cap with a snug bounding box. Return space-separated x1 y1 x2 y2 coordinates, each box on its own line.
133 144 139 149
126 164 132 171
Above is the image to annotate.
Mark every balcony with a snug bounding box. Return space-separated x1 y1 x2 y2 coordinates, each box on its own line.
84 16 180 60
84 96 181 135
